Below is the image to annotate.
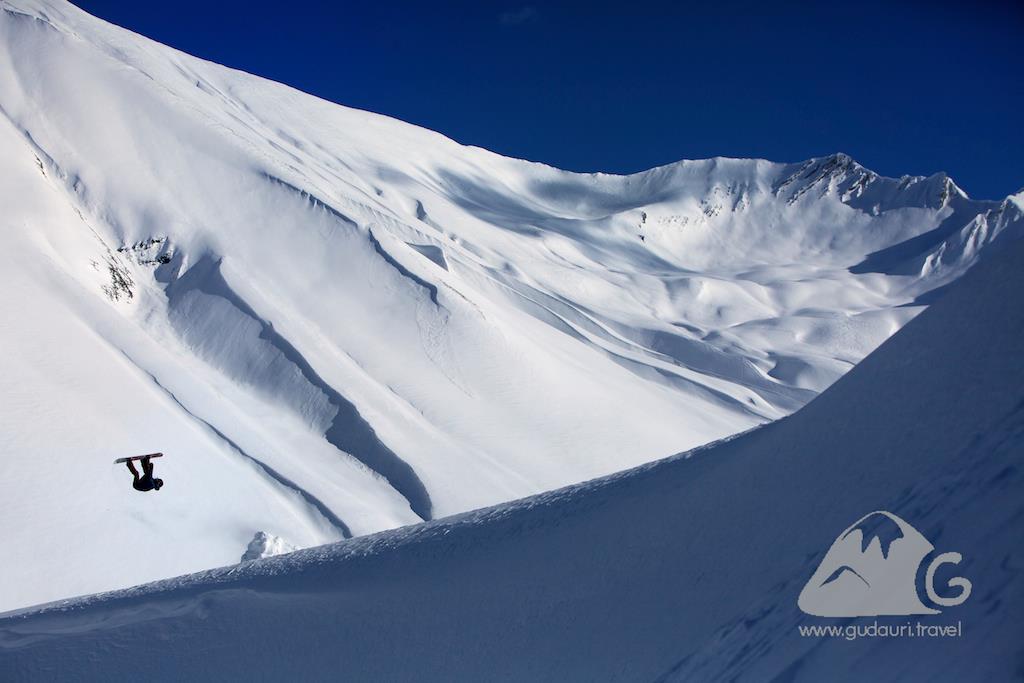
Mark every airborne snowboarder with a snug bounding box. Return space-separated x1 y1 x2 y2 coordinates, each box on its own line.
116 453 164 492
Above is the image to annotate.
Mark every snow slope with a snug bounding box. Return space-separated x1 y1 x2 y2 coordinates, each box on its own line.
1 188 1021 683
1 0 1022 610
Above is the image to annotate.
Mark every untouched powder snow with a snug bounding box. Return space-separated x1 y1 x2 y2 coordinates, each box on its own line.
1 190 1021 682
1 0 1022 611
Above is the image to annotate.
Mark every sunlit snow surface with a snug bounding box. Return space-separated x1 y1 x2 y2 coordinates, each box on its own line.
1 213 1021 683
0 0 1022 611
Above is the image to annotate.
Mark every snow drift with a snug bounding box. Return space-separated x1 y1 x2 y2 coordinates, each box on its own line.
1 0 1022 610
1 180 1021 683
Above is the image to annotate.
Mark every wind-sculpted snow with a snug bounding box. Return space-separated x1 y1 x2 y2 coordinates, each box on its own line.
0 0 1022 610
1 218 1021 683
165 254 433 521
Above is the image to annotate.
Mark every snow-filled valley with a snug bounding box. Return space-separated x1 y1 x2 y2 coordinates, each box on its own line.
1 0 1022 617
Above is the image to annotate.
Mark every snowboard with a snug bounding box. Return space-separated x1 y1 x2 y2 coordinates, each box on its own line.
114 452 163 464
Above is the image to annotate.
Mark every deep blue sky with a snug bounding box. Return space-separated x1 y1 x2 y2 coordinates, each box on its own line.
74 0 1022 199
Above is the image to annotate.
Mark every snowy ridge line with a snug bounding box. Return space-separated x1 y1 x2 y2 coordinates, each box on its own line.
121 351 353 538
0 426 748 624
0 0 1013 198
95 321 352 540
656 395 1024 682
366 228 442 308
467 265 775 418
258 172 361 230
164 254 433 521
262 168 450 317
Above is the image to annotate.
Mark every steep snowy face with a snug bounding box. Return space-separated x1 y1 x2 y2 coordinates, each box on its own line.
3 228 1021 683
0 0 1021 611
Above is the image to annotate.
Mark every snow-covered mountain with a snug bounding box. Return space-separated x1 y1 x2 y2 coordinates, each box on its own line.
2 188 1021 683
0 0 1021 611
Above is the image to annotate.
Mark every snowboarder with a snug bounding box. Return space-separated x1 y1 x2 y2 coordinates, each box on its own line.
122 454 164 492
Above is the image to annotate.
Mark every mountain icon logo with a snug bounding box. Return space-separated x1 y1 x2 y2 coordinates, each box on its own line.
798 511 972 617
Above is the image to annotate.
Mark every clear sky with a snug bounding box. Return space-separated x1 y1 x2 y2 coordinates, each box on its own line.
73 0 1023 200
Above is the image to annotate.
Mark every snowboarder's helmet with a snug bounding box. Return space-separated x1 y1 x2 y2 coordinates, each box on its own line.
154 478 164 490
